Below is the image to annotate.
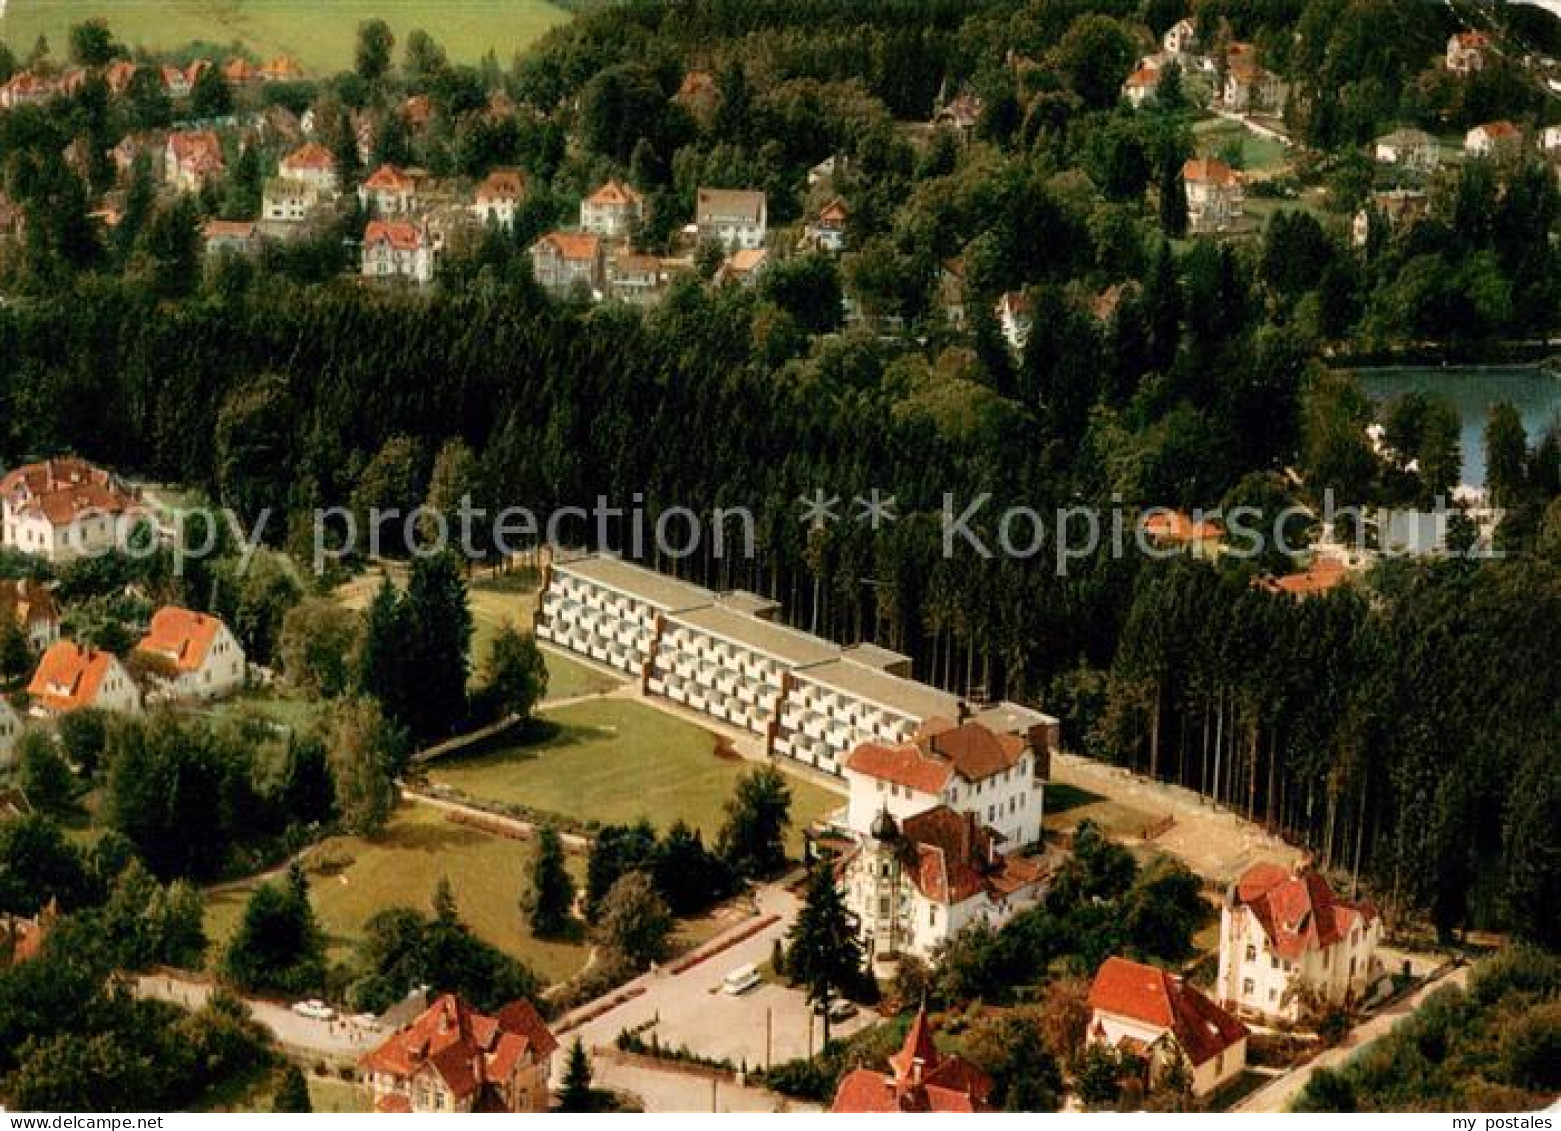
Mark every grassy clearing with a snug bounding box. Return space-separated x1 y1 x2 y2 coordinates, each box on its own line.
0 0 569 74
1043 783 1159 841
203 803 591 984
425 698 843 849
1193 117 1290 174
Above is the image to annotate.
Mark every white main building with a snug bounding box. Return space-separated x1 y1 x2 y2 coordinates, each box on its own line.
535 553 1058 776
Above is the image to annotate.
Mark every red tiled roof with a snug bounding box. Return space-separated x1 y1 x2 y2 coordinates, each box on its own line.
27 642 120 713
925 721 1026 780
363 164 417 192
1089 957 1248 1067
903 807 998 903
205 219 256 240
1126 65 1160 87
364 220 426 252
281 141 336 173
845 741 954 794
585 178 641 208
135 607 226 673
1142 509 1224 543
847 719 1028 792
360 994 554 1103
532 230 601 262
1184 157 1241 187
817 198 850 223
0 458 136 526
1475 120 1519 138
1257 555 1347 597
832 1008 993 1113
167 130 224 172
1231 864 1377 961
1454 31 1490 48
476 168 527 203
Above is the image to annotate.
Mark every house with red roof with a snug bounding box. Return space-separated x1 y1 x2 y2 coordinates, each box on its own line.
358 164 420 216
1088 956 1249 1097
1446 30 1491 74
1254 554 1349 599
362 220 436 285
1183 157 1244 233
579 178 644 239
164 130 225 192
134 607 245 703
359 993 556 1113
279 142 340 197
529 230 604 297
832 1007 993 1112
27 641 142 717
1141 509 1224 550
0 459 140 563
0 579 61 653
472 168 528 230
1123 62 1161 107
804 197 850 253
1465 120 1522 160
1216 862 1385 1023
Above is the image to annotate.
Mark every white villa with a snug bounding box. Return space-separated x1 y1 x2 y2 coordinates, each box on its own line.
133 606 245 702
359 165 420 215
362 221 436 285
695 187 767 250
0 459 140 563
1088 957 1250 1097
1216 862 1386 1023
472 169 527 230
278 142 339 197
580 179 644 239
535 554 1057 775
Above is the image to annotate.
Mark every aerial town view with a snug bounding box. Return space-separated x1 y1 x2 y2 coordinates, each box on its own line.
0 0 1556 1119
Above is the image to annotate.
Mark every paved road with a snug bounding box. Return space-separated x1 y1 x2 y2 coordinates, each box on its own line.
133 972 380 1061
1234 963 1471 1112
552 882 874 1111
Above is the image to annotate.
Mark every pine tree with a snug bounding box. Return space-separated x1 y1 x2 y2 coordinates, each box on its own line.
558 1038 593 1112
356 574 407 718
399 552 472 741
784 862 863 1044
273 1064 312 1113
717 766 792 879
525 826 576 937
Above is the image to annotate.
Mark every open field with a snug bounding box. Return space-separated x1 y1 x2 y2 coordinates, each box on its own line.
425 698 843 848
203 803 591 983
0 0 569 73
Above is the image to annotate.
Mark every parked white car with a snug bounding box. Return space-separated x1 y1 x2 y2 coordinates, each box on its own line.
722 964 762 995
291 999 336 1021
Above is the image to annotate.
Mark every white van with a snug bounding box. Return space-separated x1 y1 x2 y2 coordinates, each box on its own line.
722 963 762 995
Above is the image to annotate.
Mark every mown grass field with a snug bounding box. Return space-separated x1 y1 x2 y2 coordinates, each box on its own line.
203 803 592 983
425 697 844 848
0 0 569 73
1193 117 1291 175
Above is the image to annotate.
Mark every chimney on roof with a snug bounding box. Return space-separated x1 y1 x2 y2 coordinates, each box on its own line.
956 700 970 724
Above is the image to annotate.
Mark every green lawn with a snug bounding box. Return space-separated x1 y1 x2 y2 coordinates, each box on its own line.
0 0 570 73
1193 118 1290 175
425 698 843 848
204 803 591 984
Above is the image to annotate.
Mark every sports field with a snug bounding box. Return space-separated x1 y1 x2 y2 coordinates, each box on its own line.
0 0 569 73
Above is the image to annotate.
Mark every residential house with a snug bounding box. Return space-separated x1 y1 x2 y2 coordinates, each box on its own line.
1222 60 1286 114
695 187 767 250
1141 509 1224 550
1163 18 1199 56
259 55 303 83
805 198 850 253
579 179 643 239
203 219 259 256
361 220 436 285
359 164 419 215
1446 31 1491 74
1088 957 1250 1097
1254 554 1349 598
359 994 556 1113
1183 157 1245 232
0 580 61 652
840 803 1048 962
843 719 1046 849
262 178 315 223
0 72 54 109
714 247 768 288
938 258 968 327
104 60 140 96
223 57 260 86
1350 188 1429 248
606 251 668 306
160 64 193 100
2 899 58 964
1373 127 1439 171
528 230 604 297
1466 120 1522 159
164 131 225 192
278 142 339 196
1216 862 1385 1022
934 91 985 140
832 1008 993 1113
134 607 246 702
995 291 1032 356
27 642 143 716
471 168 527 230
0 459 140 563
1123 63 1161 107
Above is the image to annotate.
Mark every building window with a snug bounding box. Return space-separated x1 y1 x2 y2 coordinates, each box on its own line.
1271 957 1280 970
1242 978 1255 996
1268 988 1277 1002
1246 945 1257 962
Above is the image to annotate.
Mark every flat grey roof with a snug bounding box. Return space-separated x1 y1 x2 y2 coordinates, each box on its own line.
671 604 841 667
553 555 715 612
795 658 961 721
841 642 912 671
973 701 1058 733
717 590 781 618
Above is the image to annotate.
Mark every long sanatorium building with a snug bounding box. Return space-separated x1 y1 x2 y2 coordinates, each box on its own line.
535 553 1059 776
